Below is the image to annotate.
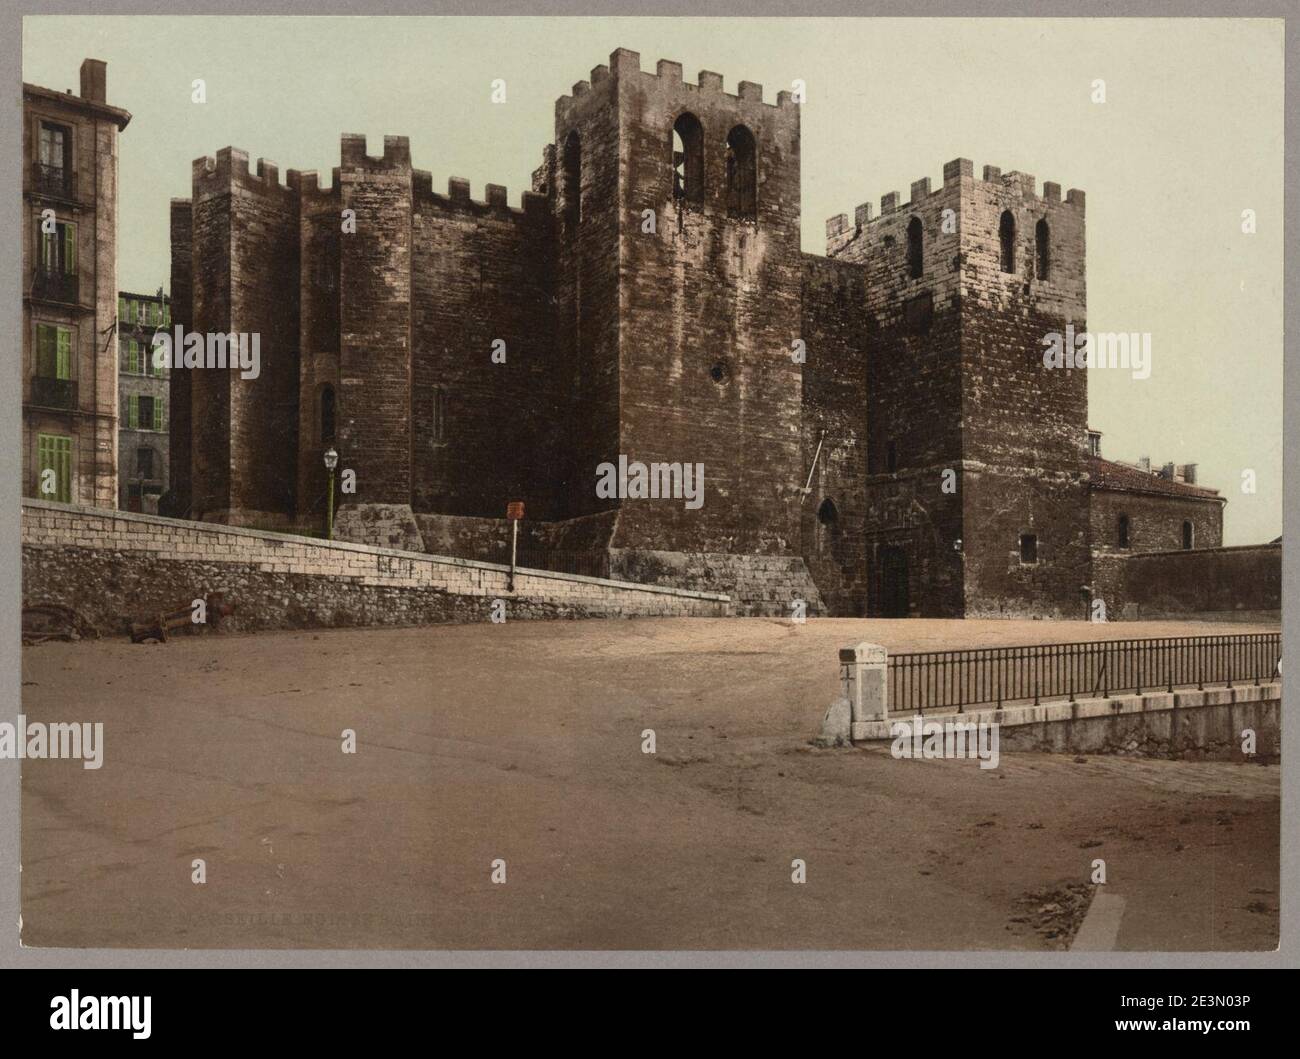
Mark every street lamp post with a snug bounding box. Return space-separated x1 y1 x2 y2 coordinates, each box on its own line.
323 447 339 540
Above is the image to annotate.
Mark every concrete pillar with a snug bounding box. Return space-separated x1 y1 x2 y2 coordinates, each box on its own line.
841 642 888 739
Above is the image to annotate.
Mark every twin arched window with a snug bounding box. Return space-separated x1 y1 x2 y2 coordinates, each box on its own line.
670 113 757 220
672 113 704 204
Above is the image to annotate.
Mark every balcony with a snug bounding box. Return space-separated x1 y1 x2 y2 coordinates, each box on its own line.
29 376 77 410
32 163 75 200
31 267 79 305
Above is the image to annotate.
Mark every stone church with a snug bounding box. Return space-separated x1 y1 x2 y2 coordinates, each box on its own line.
167 47 1222 617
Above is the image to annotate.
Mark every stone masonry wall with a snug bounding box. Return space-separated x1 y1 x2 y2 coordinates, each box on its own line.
1091 543 1281 622
21 500 733 637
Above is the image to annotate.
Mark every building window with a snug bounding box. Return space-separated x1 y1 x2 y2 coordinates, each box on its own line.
136 447 155 478
725 125 757 220
1118 514 1130 548
907 216 923 278
671 112 704 204
885 440 898 473
39 122 70 171
432 386 448 443
36 323 72 380
37 122 71 195
1182 520 1194 550
1035 218 1051 280
39 220 76 276
1019 533 1038 564
999 210 1016 273
37 433 72 503
562 131 582 231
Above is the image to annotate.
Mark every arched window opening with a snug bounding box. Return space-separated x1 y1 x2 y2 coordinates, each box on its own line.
817 497 838 526
562 131 582 230
1035 218 1050 280
907 216 924 278
999 210 1016 273
1117 514 1130 548
817 497 840 555
725 125 757 220
320 384 336 443
1182 520 1194 550
671 113 704 204
885 440 898 474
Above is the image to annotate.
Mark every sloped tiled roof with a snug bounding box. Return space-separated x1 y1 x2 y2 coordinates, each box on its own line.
1086 456 1222 500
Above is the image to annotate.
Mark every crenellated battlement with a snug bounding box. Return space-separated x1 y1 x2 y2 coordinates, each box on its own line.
191 146 297 202
554 47 797 115
339 132 412 169
826 157 1086 239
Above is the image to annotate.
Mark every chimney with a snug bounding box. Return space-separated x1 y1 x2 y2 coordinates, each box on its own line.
80 58 107 103
1160 461 1176 480
1137 456 1151 473
1180 463 1197 485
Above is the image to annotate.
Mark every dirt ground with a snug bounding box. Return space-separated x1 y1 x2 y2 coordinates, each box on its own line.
18 617 1280 950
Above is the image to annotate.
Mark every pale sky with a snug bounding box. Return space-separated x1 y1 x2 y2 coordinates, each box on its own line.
23 16 1284 544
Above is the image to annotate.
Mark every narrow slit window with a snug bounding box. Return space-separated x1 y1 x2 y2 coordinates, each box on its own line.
999 210 1016 274
1035 218 1050 280
562 131 582 230
907 216 923 278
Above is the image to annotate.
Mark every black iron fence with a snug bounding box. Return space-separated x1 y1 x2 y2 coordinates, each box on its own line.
889 633 1281 715
31 267 79 305
29 376 77 410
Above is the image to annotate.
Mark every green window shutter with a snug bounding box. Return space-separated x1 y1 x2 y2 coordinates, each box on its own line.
40 229 54 270
55 328 71 380
118 296 126 322
61 223 76 274
128 394 138 429
36 324 55 377
154 397 164 431
37 434 71 503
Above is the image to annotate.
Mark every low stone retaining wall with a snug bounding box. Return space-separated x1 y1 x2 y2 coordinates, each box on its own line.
21 500 732 636
820 640 1281 761
852 684 1280 762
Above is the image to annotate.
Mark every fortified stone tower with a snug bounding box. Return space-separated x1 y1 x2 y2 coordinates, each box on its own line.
828 160 1089 617
548 48 818 608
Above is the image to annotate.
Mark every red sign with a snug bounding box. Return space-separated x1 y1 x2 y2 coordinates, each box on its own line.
506 501 525 521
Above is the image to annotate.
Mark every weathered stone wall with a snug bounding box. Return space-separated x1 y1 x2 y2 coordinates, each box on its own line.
1091 543 1281 622
607 549 823 617
610 52 806 557
410 179 558 520
1090 485 1224 556
800 255 870 615
826 160 1089 618
166 198 193 518
21 500 733 636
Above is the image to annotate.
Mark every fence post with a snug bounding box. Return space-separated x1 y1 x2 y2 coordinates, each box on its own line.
842 642 888 742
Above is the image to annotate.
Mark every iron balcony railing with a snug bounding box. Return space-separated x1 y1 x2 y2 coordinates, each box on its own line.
32 162 75 199
31 267 79 305
888 633 1282 715
29 376 77 410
